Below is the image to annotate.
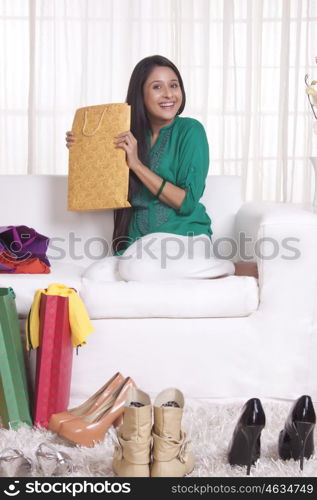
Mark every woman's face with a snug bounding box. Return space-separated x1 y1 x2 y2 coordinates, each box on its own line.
143 66 183 127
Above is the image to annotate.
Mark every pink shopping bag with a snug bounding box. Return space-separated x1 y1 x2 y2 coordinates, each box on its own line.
33 294 73 428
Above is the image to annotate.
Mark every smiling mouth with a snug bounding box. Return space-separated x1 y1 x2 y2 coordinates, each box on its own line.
159 102 176 109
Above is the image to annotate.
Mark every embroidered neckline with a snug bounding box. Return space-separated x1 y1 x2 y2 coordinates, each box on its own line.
133 126 173 235
147 116 179 153
150 128 172 174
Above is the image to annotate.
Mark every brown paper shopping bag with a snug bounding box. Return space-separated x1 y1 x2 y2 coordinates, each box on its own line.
68 103 131 211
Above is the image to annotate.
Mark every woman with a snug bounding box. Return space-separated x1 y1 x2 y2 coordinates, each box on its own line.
67 55 239 281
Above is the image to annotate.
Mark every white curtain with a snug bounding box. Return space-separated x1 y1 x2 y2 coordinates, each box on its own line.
0 0 316 202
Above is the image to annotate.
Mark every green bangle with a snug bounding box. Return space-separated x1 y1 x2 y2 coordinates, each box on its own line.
156 179 167 198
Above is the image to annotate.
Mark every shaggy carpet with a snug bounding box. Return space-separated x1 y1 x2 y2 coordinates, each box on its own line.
0 398 316 478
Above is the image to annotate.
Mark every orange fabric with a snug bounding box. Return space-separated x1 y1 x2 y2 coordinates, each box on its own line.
0 249 50 274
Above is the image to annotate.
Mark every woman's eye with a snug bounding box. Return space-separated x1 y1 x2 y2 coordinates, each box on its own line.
152 83 179 90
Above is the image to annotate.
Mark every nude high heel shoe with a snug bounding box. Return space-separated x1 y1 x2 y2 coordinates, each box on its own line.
57 377 136 448
48 372 125 433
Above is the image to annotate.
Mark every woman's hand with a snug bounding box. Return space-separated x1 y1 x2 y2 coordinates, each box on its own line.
114 131 141 172
66 131 75 149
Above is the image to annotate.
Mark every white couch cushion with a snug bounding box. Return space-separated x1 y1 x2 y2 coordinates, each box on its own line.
0 262 85 318
80 275 259 319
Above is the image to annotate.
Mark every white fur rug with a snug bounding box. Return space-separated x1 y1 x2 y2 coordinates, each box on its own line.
0 398 316 477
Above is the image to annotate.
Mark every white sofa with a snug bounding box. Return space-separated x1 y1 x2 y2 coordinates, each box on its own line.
1 174 317 405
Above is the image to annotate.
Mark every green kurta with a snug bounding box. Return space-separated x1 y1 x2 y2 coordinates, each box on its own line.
118 115 212 254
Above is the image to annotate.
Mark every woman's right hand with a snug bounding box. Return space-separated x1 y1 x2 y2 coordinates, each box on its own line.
66 131 75 148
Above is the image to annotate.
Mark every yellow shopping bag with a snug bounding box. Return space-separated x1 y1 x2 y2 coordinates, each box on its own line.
68 103 131 211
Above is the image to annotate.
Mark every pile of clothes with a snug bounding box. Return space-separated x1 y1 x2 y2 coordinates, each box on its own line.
0 225 50 274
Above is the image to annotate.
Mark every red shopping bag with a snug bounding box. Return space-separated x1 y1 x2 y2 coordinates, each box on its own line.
33 294 73 428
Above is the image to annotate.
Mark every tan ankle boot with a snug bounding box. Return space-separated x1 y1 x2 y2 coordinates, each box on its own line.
112 387 152 477
151 388 195 477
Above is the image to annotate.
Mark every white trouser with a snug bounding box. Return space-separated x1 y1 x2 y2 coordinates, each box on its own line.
83 233 235 282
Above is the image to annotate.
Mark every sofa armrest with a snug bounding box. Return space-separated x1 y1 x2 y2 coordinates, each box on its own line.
234 202 317 316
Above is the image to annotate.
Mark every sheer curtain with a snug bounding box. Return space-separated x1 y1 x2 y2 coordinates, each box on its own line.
0 0 316 202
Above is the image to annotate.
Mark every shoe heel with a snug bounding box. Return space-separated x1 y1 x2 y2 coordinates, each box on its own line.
113 413 124 428
242 425 264 475
295 421 315 471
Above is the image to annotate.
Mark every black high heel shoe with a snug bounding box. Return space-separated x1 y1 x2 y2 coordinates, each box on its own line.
278 395 316 471
228 398 266 475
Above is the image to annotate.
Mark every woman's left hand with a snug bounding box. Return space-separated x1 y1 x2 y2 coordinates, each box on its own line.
114 131 141 172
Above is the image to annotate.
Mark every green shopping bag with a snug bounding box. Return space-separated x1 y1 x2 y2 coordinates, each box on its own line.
0 287 32 429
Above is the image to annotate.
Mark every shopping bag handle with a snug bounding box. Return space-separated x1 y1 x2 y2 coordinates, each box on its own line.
8 287 16 299
82 106 108 136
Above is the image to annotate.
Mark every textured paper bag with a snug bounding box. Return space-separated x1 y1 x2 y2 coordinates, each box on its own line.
33 294 73 428
68 102 131 211
0 287 32 429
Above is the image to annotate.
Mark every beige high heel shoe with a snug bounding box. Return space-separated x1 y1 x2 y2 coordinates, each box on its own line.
57 377 136 447
48 372 125 433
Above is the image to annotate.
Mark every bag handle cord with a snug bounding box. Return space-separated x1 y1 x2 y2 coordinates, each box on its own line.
82 106 108 136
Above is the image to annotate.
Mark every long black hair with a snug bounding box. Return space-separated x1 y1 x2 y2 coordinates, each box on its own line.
112 55 186 254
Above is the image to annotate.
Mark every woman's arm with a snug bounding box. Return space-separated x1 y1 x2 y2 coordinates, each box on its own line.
132 162 186 210
114 130 186 210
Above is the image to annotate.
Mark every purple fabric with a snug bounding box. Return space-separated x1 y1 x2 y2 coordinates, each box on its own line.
0 263 14 272
0 226 50 267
